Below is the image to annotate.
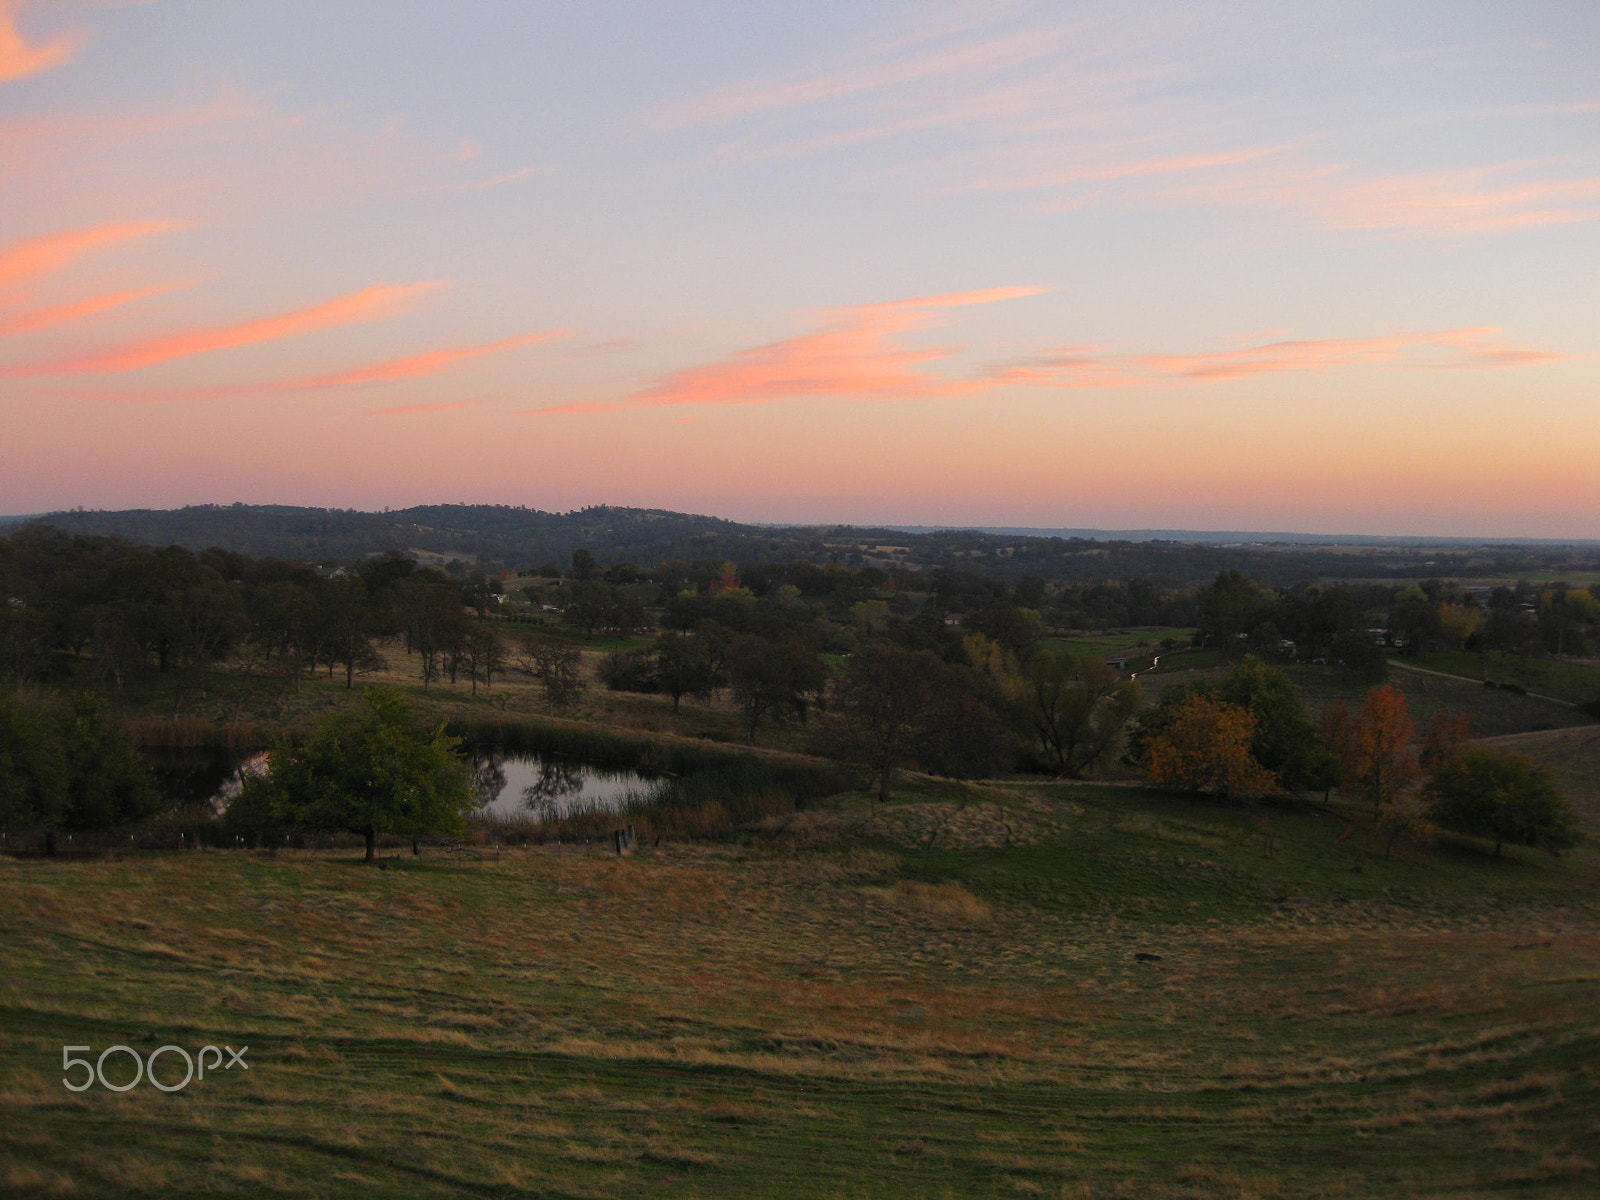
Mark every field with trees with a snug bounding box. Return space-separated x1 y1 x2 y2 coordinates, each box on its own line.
3 519 1599 1196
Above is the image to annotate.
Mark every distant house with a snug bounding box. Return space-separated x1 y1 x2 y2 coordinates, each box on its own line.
312 565 349 581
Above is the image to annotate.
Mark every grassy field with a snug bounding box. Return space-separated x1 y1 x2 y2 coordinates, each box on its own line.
1115 658 1591 740
1400 653 1600 708
1038 630 1195 661
4 775 1599 1198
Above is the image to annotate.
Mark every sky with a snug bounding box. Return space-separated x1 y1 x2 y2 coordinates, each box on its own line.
1 0 1597 537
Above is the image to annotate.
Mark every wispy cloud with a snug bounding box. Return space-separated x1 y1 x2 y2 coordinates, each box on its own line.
462 166 536 190
650 23 1082 129
0 220 186 291
45 327 570 400
655 7 1600 238
0 1 81 82
1149 158 1600 235
0 278 195 336
12 282 438 375
990 328 1567 389
279 328 570 389
0 74 533 232
531 287 1045 416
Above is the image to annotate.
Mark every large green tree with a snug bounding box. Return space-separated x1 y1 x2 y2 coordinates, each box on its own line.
240 689 475 861
0 692 161 848
1017 649 1141 778
1211 657 1339 793
1426 749 1581 856
0 695 66 831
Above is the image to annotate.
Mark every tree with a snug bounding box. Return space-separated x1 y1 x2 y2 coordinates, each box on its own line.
58 694 163 834
1018 649 1140 778
1141 694 1278 799
241 689 475 862
1419 710 1471 773
1350 685 1420 815
1388 587 1442 653
1329 628 1386 680
597 647 658 692
1372 791 1437 859
1317 699 1358 793
1212 657 1337 793
726 635 822 742
1540 586 1599 660
1426 749 1580 856
394 576 467 690
1126 658 1331 794
563 581 615 636
1196 569 1271 657
912 669 1012 782
248 580 318 689
0 692 161 848
0 694 66 830
166 565 245 687
832 642 946 802
320 574 382 690
654 631 721 711
517 636 585 713
458 625 506 695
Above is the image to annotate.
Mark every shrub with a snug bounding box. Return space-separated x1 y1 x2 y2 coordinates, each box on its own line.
1426 748 1581 856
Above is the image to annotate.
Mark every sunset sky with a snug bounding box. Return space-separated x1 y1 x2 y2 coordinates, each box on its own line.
2 1 1597 537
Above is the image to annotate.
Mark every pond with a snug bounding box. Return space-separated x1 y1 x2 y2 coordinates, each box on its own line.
157 746 659 822
465 751 660 821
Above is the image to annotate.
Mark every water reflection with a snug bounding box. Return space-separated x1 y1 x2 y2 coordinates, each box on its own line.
472 755 509 807
466 751 657 820
181 746 655 822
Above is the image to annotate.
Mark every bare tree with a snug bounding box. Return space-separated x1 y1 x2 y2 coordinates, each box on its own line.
518 635 585 713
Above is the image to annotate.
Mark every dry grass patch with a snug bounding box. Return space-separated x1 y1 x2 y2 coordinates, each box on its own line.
856 801 1059 850
867 879 996 928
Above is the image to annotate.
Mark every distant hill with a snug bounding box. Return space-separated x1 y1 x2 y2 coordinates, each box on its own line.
888 525 1600 548
6 504 1599 586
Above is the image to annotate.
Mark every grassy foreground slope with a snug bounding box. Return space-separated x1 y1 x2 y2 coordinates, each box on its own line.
2 781 1598 1199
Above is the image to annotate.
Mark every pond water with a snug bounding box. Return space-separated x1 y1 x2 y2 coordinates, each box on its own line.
466 751 659 821
155 746 660 822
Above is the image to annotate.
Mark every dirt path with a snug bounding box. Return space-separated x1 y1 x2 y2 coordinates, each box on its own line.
1385 657 1576 708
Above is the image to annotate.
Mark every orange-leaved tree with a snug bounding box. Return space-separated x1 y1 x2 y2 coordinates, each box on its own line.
1142 694 1278 799
1419 709 1472 773
1352 684 1420 815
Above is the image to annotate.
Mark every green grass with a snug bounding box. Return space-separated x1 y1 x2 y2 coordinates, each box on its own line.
1283 663 1596 740
1403 651 1600 707
5 773 1599 1197
1039 629 1195 660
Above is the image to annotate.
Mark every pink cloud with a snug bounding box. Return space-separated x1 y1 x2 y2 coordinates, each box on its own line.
0 278 195 336
1150 158 1600 235
20 282 439 375
45 327 570 401
282 328 571 389
991 328 1568 389
0 1 80 82
0 220 186 291
531 287 1045 416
